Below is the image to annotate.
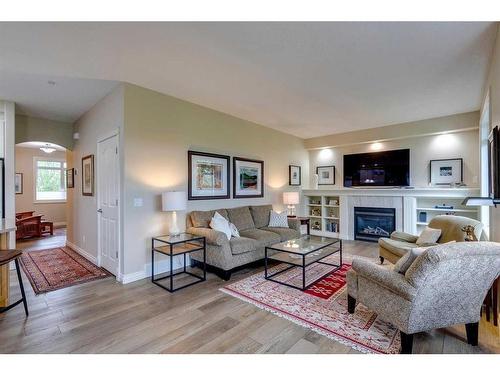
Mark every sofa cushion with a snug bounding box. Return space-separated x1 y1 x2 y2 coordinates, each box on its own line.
416 227 441 246
379 237 418 257
191 209 228 228
250 204 273 228
227 206 255 231
261 227 298 241
230 236 259 255
239 228 281 247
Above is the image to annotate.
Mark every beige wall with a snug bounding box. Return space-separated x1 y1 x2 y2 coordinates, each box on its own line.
16 114 74 150
67 84 125 262
481 24 500 242
122 83 308 275
14 146 67 224
308 114 480 189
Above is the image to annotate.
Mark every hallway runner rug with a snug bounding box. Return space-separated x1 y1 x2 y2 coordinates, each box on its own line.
220 257 400 354
19 247 112 294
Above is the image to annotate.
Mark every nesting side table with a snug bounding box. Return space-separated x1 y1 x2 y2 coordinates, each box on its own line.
151 233 206 293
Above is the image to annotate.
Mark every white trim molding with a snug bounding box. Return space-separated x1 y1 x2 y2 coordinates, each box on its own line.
66 241 98 264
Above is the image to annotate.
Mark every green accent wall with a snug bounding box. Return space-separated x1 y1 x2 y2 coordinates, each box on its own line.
15 114 74 150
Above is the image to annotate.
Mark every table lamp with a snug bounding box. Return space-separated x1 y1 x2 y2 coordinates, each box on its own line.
162 191 187 236
283 191 300 217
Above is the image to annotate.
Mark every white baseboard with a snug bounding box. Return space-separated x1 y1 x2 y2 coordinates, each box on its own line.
121 256 187 284
66 241 98 264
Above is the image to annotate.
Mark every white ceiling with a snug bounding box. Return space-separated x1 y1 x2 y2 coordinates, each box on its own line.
0 22 496 137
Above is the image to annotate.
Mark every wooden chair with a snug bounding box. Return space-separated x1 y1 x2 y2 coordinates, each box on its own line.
15 211 35 220
15 215 43 240
0 250 28 316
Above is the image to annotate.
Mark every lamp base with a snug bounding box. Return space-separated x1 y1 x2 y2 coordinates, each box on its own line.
169 211 181 237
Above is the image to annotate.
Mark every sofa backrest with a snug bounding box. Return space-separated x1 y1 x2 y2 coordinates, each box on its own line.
227 206 255 231
428 215 485 243
250 204 273 228
188 209 229 228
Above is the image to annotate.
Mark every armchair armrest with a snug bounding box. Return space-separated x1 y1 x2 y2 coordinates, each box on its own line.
185 227 229 246
390 231 418 243
287 218 301 232
352 257 417 301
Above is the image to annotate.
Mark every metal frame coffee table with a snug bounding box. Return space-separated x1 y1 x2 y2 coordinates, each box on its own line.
264 235 342 291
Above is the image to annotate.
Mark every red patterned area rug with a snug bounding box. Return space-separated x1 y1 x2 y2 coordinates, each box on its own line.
220 257 400 354
19 247 112 294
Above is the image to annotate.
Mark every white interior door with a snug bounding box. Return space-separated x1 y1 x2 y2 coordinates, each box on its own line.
97 133 120 275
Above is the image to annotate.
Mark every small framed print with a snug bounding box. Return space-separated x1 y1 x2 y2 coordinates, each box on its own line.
188 151 230 200
66 168 75 189
233 157 264 198
429 158 463 186
82 155 94 196
289 165 301 186
15 173 23 194
317 166 335 185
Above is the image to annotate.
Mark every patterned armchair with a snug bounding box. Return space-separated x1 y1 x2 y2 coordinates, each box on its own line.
347 241 500 353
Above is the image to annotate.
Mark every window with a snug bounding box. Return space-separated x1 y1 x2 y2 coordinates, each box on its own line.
34 157 67 202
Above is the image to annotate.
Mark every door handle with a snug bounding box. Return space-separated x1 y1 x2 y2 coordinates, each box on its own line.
97 209 103 213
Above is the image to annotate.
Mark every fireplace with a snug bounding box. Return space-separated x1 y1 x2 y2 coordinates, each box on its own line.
354 207 396 242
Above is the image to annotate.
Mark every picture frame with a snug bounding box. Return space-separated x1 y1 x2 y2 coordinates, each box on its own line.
15 172 23 194
233 157 264 198
289 165 301 186
66 168 75 189
82 155 94 196
188 151 230 200
488 126 500 199
317 166 335 185
429 158 463 186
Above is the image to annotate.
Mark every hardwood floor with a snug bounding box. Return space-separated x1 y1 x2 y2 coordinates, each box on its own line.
16 228 66 252
0 240 498 354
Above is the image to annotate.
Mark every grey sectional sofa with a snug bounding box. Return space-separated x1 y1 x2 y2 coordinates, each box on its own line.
186 204 301 280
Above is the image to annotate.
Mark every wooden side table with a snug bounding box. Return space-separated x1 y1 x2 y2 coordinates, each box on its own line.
0 250 29 316
296 217 311 235
151 233 206 293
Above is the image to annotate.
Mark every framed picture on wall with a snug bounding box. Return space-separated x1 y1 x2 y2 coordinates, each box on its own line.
289 165 301 186
15 173 23 194
317 166 335 185
188 151 230 200
429 158 463 186
233 157 264 198
488 126 500 199
66 168 75 189
82 155 94 196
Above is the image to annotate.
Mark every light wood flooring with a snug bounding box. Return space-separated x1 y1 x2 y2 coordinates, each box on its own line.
16 227 67 252
0 240 498 354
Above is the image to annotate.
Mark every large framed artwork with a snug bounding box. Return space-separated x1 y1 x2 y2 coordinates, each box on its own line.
429 158 463 186
289 165 301 186
66 168 75 189
82 155 94 196
489 126 500 199
233 157 264 198
317 166 335 185
15 173 23 194
188 151 230 200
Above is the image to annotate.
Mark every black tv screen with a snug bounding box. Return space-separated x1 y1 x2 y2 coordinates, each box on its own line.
343 149 410 187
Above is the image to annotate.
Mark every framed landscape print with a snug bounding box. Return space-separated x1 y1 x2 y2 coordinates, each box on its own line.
233 157 264 198
317 166 335 185
82 155 94 196
15 173 23 194
66 168 75 188
289 165 301 186
188 151 230 200
429 158 463 186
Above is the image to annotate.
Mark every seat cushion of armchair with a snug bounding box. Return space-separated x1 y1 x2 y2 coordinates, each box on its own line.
239 228 281 247
379 237 419 257
230 236 260 255
261 226 299 241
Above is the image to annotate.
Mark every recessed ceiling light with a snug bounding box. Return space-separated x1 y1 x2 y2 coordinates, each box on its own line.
47 80 56 86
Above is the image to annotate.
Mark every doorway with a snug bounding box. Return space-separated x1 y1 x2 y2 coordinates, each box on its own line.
97 132 120 276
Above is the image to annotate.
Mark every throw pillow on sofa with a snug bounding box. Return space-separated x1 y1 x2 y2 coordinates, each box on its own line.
210 212 232 240
416 227 441 246
268 210 289 228
229 222 240 238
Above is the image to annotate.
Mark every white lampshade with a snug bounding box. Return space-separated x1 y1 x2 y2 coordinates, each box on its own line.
161 191 187 211
283 191 300 205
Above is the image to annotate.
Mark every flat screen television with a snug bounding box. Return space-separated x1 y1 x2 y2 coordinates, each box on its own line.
343 149 410 187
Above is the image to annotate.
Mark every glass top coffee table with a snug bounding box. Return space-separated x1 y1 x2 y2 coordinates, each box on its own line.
264 235 342 291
